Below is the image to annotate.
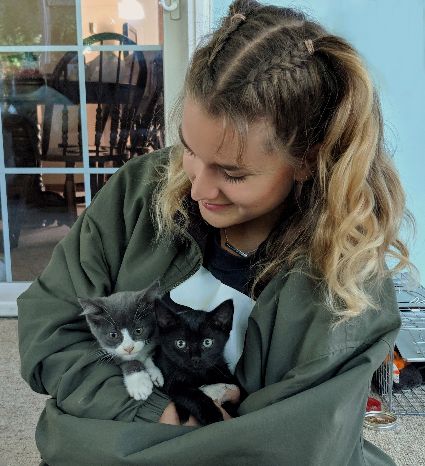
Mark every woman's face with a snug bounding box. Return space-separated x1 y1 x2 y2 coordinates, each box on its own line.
181 98 305 231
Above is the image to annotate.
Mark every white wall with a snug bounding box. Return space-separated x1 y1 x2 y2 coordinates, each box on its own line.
213 0 425 279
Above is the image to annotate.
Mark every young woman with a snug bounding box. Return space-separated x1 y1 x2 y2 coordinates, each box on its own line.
18 1 414 464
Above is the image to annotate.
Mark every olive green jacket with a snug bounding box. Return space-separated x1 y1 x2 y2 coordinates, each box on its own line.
18 147 400 465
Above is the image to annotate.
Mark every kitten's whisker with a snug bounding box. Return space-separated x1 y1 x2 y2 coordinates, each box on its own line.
99 353 114 363
102 308 118 328
133 305 148 323
89 348 107 358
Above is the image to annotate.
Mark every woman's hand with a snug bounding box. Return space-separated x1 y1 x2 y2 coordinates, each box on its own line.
159 402 199 426
159 385 240 425
158 400 234 426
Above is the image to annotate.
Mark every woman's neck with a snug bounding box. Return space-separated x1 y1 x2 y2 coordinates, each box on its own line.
219 206 284 256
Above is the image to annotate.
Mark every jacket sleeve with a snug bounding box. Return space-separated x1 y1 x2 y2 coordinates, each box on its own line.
18 157 171 424
29 263 401 466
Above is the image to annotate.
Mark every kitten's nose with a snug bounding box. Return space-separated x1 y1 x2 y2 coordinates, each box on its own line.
123 345 134 354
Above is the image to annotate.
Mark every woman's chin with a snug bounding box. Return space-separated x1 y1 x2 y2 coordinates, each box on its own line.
199 202 237 227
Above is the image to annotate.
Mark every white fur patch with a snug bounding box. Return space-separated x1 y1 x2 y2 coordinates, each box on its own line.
146 366 164 387
199 383 239 403
123 370 153 401
115 329 145 360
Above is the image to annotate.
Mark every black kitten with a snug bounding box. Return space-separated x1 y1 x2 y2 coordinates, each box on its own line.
153 295 241 425
78 284 163 401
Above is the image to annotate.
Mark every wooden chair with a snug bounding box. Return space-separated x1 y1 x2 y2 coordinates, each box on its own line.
41 32 149 218
130 51 165 154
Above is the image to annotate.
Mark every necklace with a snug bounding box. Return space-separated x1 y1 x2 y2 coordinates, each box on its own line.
223 228 258 258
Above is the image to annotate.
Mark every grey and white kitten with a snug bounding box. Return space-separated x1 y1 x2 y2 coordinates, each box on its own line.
78 285 163 401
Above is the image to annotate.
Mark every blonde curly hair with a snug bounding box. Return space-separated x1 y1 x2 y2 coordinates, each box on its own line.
153 0 416 320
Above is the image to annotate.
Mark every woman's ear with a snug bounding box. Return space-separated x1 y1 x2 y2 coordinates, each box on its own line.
294 144 320 181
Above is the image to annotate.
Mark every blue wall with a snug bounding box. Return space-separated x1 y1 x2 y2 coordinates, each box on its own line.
213 0 425 278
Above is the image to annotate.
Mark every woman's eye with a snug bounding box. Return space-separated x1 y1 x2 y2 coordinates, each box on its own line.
134 328 143 335
175 339 187 349
202 338 214 348
223 171 247 183
109 332 118 339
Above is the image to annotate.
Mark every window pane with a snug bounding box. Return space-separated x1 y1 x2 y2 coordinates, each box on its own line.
81 0 163 45
85 49 164 168
1 52 82 168
0 0 77 46
6 173 85 280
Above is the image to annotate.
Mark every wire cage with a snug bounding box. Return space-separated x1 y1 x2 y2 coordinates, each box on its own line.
373 350 393 410
373 306 425 416
374 347 425 416
373 274 425 416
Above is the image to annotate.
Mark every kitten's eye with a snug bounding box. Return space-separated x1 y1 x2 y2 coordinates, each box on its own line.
202 338 214 348
175 339 186 350
109 332 118 339
134 328 143 335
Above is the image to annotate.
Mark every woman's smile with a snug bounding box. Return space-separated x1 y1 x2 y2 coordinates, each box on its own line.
201 201 233 211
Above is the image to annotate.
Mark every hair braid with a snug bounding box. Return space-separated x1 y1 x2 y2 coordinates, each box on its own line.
207 0 263 68
207 15 247 68
245 47 314 86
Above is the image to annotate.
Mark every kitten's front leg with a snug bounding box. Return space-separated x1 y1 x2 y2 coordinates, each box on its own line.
120 360 153 401
144 356 164 388
168 382 224 426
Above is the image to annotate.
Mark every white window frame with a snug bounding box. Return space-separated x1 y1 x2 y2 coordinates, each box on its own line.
0 0 212 316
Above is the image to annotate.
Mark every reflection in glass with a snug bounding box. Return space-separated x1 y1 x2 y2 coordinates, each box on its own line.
0 52 82 168
90 173 113 199
6 174 85 281
0 0 77 46
84 48 164 168
81 0 163 45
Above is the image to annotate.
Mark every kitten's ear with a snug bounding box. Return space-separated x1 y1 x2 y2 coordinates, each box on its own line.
209 299 234 332
78 297 105 322
138 280 163 305
154 302 179 330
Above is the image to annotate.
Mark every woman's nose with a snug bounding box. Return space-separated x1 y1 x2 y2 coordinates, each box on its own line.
190 169 219 201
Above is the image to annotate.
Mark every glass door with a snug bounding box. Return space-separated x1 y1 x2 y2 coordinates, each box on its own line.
0 0 201 314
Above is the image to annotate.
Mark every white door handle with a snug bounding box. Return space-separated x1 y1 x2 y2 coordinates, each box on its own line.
159 0 178 12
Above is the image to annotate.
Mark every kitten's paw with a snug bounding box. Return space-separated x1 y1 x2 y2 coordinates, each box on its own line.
124 371 153 401
147 366 164 387
200 383 240 404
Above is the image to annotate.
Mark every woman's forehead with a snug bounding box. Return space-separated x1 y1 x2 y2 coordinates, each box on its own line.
181 99 277 162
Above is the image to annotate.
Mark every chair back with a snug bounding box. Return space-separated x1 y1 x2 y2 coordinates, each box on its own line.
47 32 148 169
